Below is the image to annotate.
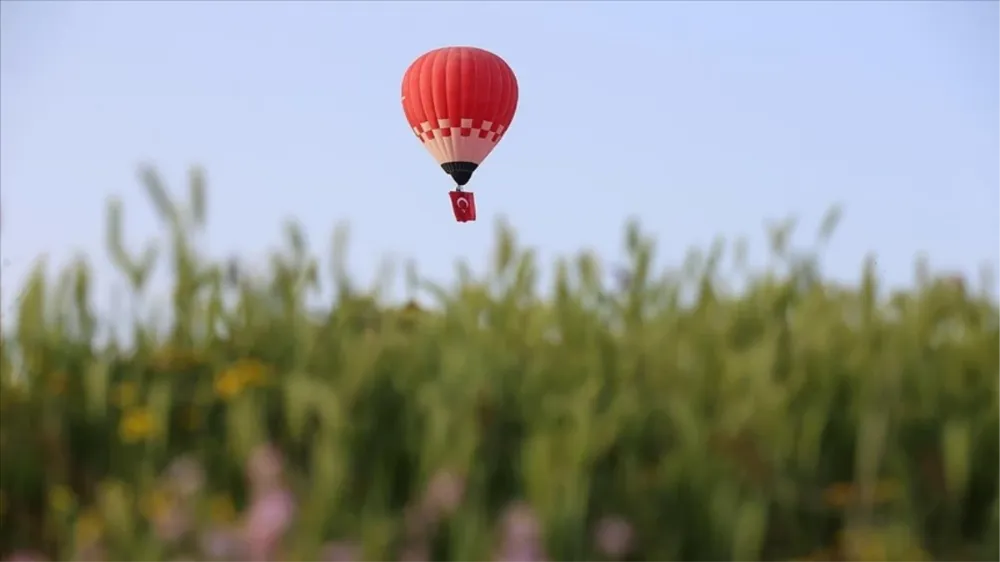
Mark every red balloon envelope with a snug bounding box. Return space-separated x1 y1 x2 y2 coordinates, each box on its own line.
401 46 519 222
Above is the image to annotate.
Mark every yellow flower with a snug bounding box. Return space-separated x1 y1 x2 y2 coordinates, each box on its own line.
235 359 268 387
48 372 68 395
111 382 138 408
119 407 158 443
151 346 203 372
48 485 75 515
215 359 268 399
73 508 104 548
182 406 202 430
140 487 174 521
793 547 836 561
839 527 888 561
823 482 854 507
3 382 25 402
208 494 236 523
822 480 901 508
214 369 245 400
873 481 903 504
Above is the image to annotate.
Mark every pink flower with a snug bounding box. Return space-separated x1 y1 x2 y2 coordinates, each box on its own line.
164 455 205 499
593 515 634 559
3 552 47 562
151 503 192 544
199 526 246 561
397 541 430 562
500 502 543 546
73 542 108 561
320 540 361 562
422 470 466 520
495 501 547 562
493 543 548 562
247 444 286 495
243 488 296 562
401 504 434 542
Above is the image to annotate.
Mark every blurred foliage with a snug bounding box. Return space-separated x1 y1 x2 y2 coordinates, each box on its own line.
0 167 997 561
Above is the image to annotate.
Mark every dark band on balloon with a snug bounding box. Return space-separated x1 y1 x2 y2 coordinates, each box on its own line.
441 161 479 186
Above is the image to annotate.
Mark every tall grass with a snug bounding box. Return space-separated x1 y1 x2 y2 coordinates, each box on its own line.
0 168 997 561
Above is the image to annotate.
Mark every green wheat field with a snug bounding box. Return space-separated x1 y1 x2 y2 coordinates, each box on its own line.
0 168 997 561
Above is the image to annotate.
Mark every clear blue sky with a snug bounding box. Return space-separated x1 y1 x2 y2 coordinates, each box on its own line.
1 1 997 316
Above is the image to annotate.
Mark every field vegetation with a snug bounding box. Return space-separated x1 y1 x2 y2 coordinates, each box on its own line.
0 168 997 561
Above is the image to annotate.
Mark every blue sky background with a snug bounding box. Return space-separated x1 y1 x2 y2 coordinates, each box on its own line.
1 1 997 318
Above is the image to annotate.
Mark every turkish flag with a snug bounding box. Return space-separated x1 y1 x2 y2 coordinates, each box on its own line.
449 191 477 223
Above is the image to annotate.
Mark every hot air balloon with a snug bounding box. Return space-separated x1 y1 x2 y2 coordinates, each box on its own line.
401 46 519 223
